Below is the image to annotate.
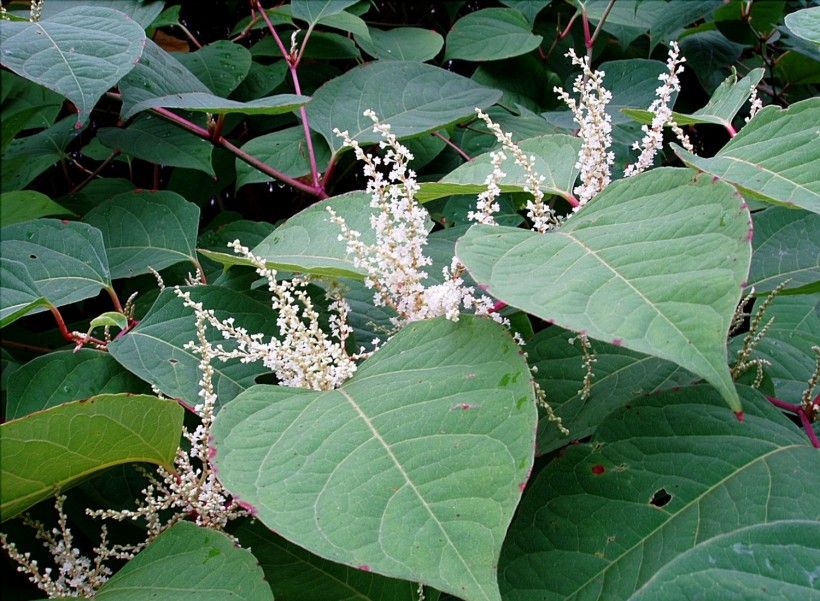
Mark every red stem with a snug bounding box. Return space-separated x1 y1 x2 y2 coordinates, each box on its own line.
798 408 820 448
725 124 737 137
582 11 592 49
432 131 472 162
321 155 338 189
559 11 580 40
564 193 580 208
766 395 801 413
48 306 106 347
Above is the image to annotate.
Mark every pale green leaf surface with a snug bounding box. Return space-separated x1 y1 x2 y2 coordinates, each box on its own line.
629 521 820 600
108 286 278 407
95 521 273 601
355 27 443 62
0 6 146 124
784 6 820 45
84 190 200 278
213 317 537 601
499 386 816 601
317 10 371 40
417 134 580 203
89 311 128 331
6 349 150 419
235 126 331 189
39 0 164 29
748 207 819 294
457 168 751 410
174 40 251 96
445 8 543 62
673 98 820 213
0 190 72 227
97 114 215 175
0 257 50 328
0 218 111 310
306 61 501 154
291 0 358 27
1 394 183 521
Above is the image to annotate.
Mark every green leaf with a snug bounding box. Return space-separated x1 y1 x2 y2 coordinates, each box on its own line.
232 61 288 101
317 10 371 40
298 30 361 60
498 386 816 600
499 1 552 25
97 113 215 177
417 134 580 203
235 126 331 189
128 91 310 116
0 393 183 521
355 26 443 61
6 349 150 419
174 40 252 97
306 61 502 154
0 258 50 328
1 115 85 192
201 191 384 279
39 0 164 29
0 6 146 125
90 311 128 331
291 0 358 27
623 68 765 129
748 207 819 294
679 30 746 95
108 286 278 408
0 218 112 310
234 520 424 601
630 521 820 600
95 521 273 601
731 294 819 402
118 39 210 119
0 190 72 227
445 8 543 62
457 168 751 411
0 70 63 152
83 189 201 278
673 98 820 213
149 5 182 29
529 326 694 455
784 6 820 45
213 316 536 601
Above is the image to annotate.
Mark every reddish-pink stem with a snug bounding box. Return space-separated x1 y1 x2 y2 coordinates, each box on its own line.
257 1 323 189
582 11 593 49
490 301 508 313
564 193 580 208
559 11 580 40
433 131 472 162
798 408 820 448
725 124 737 137
766 395 801 413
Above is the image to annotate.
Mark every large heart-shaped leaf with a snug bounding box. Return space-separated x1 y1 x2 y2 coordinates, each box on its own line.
748 207 819 294
457 168 751 411
355 27 444 62
108 286 278 408
213 316 537 601
417 134 581 203
0 6 146 125
0 218 112 310
0 257 50 328
84 190 200 279
306 61 501 154
1 393 183 521
6 349 150 419
290 0 358 28
445 8 543 62
95 521 273 601
673 98 820 213
498 386 817 601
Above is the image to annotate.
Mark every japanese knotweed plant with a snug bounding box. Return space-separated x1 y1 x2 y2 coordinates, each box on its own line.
1 1 818 600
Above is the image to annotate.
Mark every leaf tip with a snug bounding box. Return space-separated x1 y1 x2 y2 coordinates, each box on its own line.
356 564 372 572
734 410 745 423
591 464 606 475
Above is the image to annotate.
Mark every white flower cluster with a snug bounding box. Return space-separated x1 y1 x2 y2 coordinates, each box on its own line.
624 41 692 177
330 110 496 325
746 86 763 122
473 109 559 232
469 148 505 226
176 241 357 392
554 50 615 207
1 496 113 598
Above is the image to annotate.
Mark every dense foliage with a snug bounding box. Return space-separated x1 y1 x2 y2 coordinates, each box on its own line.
1 1 818 600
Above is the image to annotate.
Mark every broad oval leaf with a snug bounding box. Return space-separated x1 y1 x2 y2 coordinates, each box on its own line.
0 218 112 310
306 61 502 154
126 91 310 117
457 168 751 411
355 27 444 62
748 207 819 294
498 386 817 601
84 189 200 279
108 286 278 408
95 521 273 601
0 6 146 125
97 113 215 177
0 393 183 521
445 8 543 62
174 40 252 97
0 190 72 227
291 0 358 27
37 0 164 29
0 257 50 328
673 98 820 213
784 6 820 45
213 316 538 601
6 349 150 419
417 134 581 203
630 521 820 600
